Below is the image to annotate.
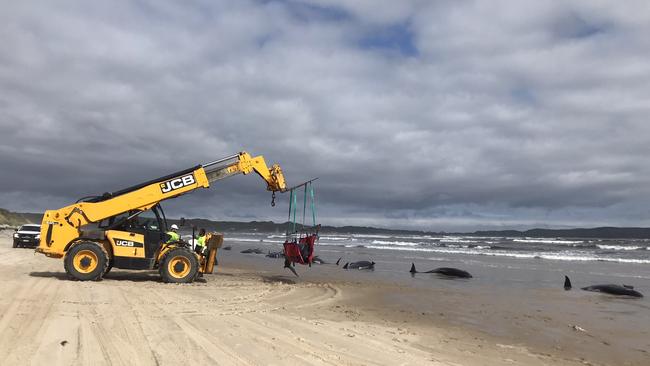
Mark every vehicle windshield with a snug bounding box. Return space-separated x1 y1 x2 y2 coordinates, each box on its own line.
135 209 160 231
20 225 40 232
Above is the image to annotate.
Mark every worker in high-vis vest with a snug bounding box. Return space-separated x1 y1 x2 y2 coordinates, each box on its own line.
196 228 207 254
166 224 180 243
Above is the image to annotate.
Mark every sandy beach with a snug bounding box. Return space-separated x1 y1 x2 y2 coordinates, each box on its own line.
0 231 646 365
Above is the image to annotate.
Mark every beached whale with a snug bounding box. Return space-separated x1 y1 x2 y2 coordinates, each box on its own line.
410 263 472 278
564 276 643 298
311 256 327 264
241 248 264 254
266 251 285 258
343 261 375 270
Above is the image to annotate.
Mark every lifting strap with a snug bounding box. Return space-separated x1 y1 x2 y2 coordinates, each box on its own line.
283 180 319 272
310 184 316 227
285 181 316 236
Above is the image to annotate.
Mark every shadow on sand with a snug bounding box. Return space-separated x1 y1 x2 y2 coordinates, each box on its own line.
29 271 69 281
30 270 162 283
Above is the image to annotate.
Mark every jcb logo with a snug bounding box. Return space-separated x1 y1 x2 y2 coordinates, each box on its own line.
160 174 196 193
115 239 142 247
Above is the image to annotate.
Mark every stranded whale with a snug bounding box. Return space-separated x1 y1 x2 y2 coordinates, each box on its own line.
343 261 375 270
266 251 285 258
410 263 472 278
241 248 265 254
564 276 643 298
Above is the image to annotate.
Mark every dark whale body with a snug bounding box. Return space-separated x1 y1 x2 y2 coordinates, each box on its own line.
241 248 264 254
410 263 472 278
266 251 285 258
343 261 375 270
564 276 643 298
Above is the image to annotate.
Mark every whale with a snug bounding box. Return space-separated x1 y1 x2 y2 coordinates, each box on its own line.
312 256 327 264
343 261 375 270
284 259 299 277
266 251 285 258
410 263 472 278
564 276 643 298
241 248 264 254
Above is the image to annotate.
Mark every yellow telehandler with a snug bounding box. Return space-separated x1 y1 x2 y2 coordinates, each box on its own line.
35 152 286 283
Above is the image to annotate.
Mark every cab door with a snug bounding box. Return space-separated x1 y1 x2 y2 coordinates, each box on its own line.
103 206 166 270
126 205 166 259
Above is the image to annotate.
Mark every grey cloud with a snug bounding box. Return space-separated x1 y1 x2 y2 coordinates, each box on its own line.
1 0 650 231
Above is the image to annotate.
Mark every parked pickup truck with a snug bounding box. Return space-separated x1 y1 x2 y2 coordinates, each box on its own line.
13 224 41 248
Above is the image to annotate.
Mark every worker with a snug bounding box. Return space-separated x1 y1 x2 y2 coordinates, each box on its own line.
195 228 207 254
166 224 180 243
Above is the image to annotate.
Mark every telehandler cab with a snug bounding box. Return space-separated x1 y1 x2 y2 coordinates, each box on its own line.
36 152 286 283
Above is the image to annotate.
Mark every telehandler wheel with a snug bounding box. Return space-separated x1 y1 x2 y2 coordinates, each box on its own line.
64 241 109 281
159 248 199 283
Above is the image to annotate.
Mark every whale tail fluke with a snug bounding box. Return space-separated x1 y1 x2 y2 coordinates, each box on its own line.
284 260 299 277
343 262 349 270
564 276 572 290
410 263 417 273
336 257 342 266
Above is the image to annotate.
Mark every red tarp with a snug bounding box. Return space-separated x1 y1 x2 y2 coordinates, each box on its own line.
283 234 317 265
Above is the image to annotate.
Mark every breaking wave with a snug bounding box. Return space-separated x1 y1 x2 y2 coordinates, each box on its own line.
371 240 420 246
597 244 645 251
364 245 650 264
513 238 584 245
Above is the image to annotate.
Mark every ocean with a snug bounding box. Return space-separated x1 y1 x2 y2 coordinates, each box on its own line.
223 232 650 293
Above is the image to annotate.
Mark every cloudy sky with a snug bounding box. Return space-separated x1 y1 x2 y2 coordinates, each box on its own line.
1 0 650 231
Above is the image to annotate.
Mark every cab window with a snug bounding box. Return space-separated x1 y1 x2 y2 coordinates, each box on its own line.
137 209 160 231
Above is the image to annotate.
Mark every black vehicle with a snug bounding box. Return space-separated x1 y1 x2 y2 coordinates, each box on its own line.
13 224 41 248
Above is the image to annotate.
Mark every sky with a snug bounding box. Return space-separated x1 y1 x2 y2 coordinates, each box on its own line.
1 0 650 231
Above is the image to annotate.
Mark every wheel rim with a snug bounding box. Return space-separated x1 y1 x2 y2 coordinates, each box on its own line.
168 256 191 279
73 250 99 274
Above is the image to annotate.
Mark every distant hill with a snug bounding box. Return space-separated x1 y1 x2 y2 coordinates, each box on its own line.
176 220 650 239
2 207 650 238
0 208 42 228
171 218 423 236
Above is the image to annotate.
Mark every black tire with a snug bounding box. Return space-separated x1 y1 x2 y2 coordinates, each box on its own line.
64 241 109 281
12 240 18 248
159 248 199 284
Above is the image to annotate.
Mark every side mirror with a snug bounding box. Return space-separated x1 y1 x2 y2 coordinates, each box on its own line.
180 217 186 227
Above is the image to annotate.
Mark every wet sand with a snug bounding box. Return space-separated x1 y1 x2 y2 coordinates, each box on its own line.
0 230 647 365
226 245 650 366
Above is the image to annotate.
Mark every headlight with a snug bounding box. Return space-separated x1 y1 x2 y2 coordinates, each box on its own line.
13 233 19 238
36 234 40 240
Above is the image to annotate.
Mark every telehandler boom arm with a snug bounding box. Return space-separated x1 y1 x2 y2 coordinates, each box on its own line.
37 151 286 257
